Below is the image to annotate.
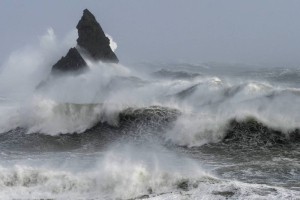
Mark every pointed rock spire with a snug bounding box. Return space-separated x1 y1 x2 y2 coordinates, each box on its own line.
52 48 87 73
51 9 118 73
76 9 119 63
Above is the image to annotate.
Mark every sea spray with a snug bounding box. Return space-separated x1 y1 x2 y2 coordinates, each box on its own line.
0 26 300 200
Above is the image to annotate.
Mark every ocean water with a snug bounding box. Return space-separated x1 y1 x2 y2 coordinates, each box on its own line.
0 31 299 200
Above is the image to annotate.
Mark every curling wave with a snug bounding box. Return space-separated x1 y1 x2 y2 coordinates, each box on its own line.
1 105 299 152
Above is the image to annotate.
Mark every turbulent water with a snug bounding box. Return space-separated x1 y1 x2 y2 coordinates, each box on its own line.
0 30 300 200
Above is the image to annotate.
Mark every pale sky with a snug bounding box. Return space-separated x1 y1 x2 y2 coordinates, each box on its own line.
1 0 300 67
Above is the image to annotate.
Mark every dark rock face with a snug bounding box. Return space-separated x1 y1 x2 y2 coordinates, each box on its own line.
76 9 119 63
51 9 118 73
52 48 87 73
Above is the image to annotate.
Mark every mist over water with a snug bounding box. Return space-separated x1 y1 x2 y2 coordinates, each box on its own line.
0 29 300 199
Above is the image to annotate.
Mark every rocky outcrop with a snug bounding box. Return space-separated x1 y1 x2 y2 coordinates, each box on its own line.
77 9 118 63
52 48 87 73
51 9 118 73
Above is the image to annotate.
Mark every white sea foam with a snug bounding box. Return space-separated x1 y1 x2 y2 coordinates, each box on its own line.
1 18 300 200
106 34 118 52
0 144 298 200
0 144 207 199
0 28 300 145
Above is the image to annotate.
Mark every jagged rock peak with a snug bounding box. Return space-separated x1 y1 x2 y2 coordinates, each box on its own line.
52 48 87 73
76 9 119 63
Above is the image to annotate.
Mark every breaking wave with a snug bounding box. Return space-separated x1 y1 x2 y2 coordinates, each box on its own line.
0 144 298 200
1 26 300 200
1 105 299 152
1 165 297 200
0 29 300 149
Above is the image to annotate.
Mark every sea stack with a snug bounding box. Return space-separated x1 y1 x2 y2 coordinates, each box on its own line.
52 48 87 72
51 9 118 73
77 9 119 63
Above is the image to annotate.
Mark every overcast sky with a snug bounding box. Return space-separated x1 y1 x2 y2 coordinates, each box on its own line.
1 0 300 66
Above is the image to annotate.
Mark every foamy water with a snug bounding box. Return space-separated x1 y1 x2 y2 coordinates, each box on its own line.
0 29 299 199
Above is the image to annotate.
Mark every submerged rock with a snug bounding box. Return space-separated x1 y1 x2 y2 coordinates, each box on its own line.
76 9 119 63
177 179 189 191
52 48 87 73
